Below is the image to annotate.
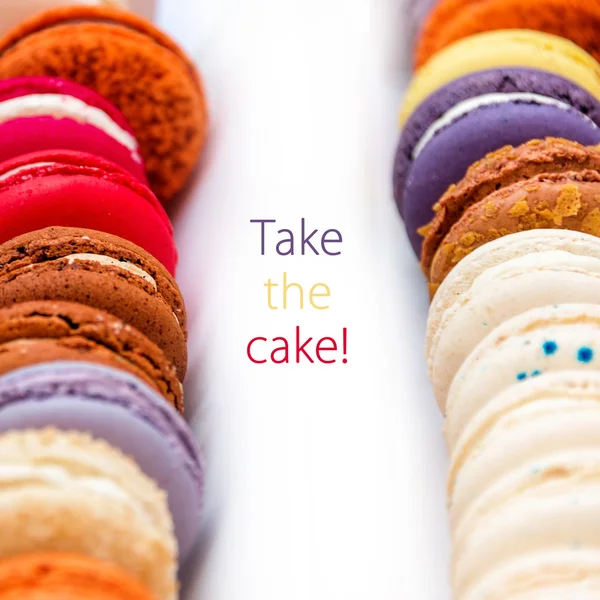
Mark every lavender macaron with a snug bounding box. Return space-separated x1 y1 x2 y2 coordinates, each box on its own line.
0 361 204 562
393 67 600 256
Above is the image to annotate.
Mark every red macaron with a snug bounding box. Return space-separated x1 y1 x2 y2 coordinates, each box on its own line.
0 150 176 274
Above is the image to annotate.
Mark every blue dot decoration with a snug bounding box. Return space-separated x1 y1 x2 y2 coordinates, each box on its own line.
517 372 528 381
543 340 558 356
531 370 542 377
578 347 594 364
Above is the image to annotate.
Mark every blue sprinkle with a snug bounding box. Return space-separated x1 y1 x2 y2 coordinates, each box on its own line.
483 321 488 327
578 347 594 363
543 340 558 356
531 370 542 377
517 372 528 381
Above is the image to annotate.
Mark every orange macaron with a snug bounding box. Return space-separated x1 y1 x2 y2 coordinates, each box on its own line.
0 553 155 599
415 0 600 69
0 5 208 203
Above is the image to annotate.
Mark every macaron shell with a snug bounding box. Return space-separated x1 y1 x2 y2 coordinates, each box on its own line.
0 150 177 275
428 248 600 409
0 117 146 182
427 229 600 353
447 303 600 451
422 138 600 281
0 227 188 380
448 371 600 598
400 30 600 124
0 6 208 203
0 362 203 561
0 553 155 600
403 100 600 255
416 0 600 69
430 170 600 284
0 338 165 393
0 301 183 411
394 67 600 216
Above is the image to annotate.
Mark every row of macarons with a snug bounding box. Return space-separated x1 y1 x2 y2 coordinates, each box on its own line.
423 226 600 599
400 3 600 597
0 2 208 599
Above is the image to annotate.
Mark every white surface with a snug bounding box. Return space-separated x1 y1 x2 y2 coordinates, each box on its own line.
158 1 450 599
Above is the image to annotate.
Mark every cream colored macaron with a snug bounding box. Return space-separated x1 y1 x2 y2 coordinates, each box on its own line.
0 428 177 600
449 371 600 600
427 230 600 411
446 303 600 452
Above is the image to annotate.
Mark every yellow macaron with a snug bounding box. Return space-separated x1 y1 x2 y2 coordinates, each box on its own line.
400 29 600 125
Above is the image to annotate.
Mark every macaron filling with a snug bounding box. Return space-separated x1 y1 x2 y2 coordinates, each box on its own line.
0 93 141 159
63 254 157 289
0 161 54 181
411 92 596 159
0 464 136 504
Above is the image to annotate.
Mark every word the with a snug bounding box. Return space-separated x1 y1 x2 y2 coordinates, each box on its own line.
250 218 342 256
247 326 348 364
264 272 330 310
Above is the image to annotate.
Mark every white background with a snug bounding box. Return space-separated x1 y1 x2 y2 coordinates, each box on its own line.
157 1 450 598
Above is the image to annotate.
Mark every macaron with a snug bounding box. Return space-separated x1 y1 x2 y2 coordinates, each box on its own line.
0 77 145 182
400 30 600 125
0 427 177 600
0 362 203 561
0 150 176 274
422 138 600 288
426 229 600 410
0 553 155 600
416 0 600 70
447 303 600 452
0 301 182 411
0 227 187 379
448 371 600 600
394 68 600 255
0 5 208 203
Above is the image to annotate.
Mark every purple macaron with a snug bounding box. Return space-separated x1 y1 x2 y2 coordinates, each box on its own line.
393 67 600 256
0 361 204 563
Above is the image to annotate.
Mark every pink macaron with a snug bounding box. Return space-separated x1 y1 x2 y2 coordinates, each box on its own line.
0 77 146 182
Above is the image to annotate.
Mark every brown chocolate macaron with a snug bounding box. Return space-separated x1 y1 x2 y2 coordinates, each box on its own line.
0 226 187 380
0 5 208 203
422 138 600 288
0 300 182 411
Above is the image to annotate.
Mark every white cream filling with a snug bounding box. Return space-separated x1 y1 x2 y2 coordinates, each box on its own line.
0 464 133 504
412 92 596 159
0 161 56 181
64 253 157 289
0 94 140 159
